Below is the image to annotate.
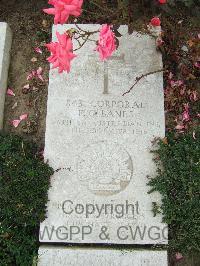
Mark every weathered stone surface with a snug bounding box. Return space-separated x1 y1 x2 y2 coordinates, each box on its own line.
38 247 168 266
40 24 167 244
0 23 12 129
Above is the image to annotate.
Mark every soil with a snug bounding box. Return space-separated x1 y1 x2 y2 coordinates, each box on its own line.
0 0 52 147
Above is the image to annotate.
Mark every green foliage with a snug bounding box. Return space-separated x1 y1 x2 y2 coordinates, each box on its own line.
148 128 200 254
0 133 53 266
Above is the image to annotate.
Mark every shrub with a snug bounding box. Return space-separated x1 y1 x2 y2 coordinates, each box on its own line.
148 127 200 254
0 133 53 266
167 0 200 7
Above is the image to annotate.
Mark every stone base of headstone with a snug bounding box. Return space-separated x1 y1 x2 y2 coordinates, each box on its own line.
38 246 168 266
0 22 12 129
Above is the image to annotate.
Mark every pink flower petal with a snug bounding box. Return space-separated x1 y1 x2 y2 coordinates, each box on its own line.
31 57 38 62
182 103 190 122
12 102 18 110
175 125 185 130
177 80 184 86
175 252 183 261
36 67 44 81
194 61 200 68
23 84 30 90
20 113 28 121
183 111 190 121
96 25 116 61
38 74 44 81
37 67 43 75
190 90 198 101
27 73 33 80
32 70 36 76
34 47 42 54
7 88 15 96
170 80 184 87
11 119 21 128
156 37 164 47
32 86 39 91
184 103 189 111
168 72 173 80
27 70 38 80
180 88 185 95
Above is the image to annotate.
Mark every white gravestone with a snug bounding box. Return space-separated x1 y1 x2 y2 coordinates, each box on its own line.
0 23 12 129
38 247 168 266
40 24 167 245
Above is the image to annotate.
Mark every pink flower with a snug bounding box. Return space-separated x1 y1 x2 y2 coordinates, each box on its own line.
151 17 161 27
46 32 76 73
43 0 83 25
96 24 116 61
7 88 15 96
159 0 167 3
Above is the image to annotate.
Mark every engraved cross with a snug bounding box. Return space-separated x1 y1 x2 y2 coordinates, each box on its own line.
103 54 125 94
88 53 125 94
